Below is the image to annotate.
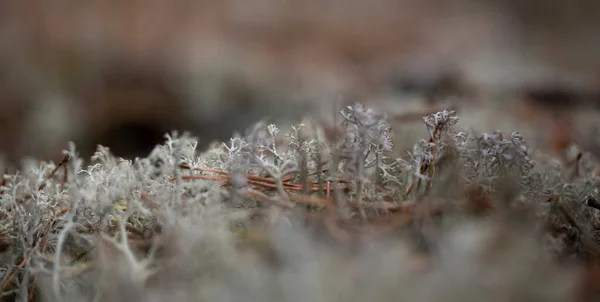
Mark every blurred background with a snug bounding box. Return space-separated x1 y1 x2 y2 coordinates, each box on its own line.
1 0 600 166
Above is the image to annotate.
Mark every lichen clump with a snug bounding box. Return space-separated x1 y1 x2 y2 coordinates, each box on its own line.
0 104 599 301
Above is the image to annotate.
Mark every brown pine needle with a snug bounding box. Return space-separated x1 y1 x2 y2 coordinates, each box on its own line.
39 154 70 191
1 223 54 295
0 248 36 293
28 235 52 302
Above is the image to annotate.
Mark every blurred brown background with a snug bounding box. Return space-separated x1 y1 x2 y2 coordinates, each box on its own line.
1 0 600 165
